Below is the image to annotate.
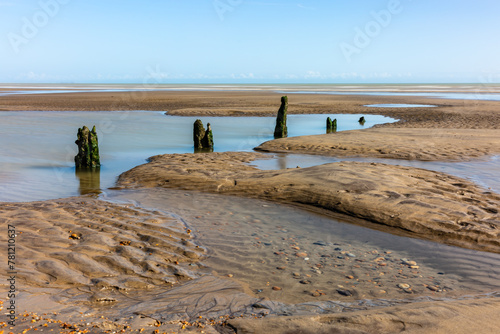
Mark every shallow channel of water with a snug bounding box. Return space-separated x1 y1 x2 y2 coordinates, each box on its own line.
0 111 394 202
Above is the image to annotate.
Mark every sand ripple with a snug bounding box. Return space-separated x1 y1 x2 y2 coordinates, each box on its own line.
0 196 205 295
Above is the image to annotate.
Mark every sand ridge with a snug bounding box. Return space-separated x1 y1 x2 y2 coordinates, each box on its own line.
256 128 500 162
117 152 500 254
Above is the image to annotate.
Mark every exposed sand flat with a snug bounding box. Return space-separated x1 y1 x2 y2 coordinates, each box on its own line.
256 128 500 161
1 89 500 128
229 295 500 334
117 152 500 254
2 88 500 332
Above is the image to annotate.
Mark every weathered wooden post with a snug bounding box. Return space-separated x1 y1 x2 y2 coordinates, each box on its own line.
75 125 100 168
274 96 288 139
193 119 214 152
327 117 338 133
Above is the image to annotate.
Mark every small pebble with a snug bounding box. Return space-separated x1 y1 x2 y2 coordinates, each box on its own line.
299 280 311 285
272 286 282 291
313 241 327 246
227 274 233 278
346 275 354 279
296 252 308 257
337 289 353 297
397 283 411 289
347 253 356 258
276 266 286 270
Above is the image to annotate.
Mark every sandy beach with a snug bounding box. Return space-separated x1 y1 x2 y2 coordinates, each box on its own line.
1 88 500 333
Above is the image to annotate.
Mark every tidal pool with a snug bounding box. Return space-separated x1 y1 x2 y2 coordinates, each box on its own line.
0 111 394 202
365 104 437 108
250 154 500 194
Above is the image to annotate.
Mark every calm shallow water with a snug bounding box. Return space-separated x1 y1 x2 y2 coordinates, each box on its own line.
0 111 394 202
365 104 437 108
250 154 500 194
3 83 500 100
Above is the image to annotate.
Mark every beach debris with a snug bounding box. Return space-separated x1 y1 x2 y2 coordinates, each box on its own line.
274 96 288 138
326 117 337 133
193 119 214 152
358 116 366 125
74 125 100 168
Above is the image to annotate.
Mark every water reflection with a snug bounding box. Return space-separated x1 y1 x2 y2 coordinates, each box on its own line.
75 168 101 195
194 147 214 154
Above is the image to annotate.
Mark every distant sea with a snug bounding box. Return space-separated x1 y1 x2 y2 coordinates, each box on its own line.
2 83 500 101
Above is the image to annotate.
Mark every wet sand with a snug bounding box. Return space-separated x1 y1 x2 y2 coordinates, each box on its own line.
256 128 500 161
117 152 500 254
1 89 500 129
1 88 500 333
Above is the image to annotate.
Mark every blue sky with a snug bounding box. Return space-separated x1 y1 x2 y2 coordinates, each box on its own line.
1 0 499 83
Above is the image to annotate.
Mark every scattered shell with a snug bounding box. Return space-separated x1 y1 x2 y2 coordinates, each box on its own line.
272 286 282 291
397 283 411 289
402 260 417 266
226 274 233 278
295 252 308 257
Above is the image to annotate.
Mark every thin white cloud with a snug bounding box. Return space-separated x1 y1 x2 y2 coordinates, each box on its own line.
297 3 315 10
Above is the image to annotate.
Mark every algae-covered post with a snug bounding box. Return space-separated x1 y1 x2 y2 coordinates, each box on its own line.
327 117 338 133
193 119 214 152
274 96 288 139
75 125 100 168
193 119 206 149
202 123 214 149
359 116 366 125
